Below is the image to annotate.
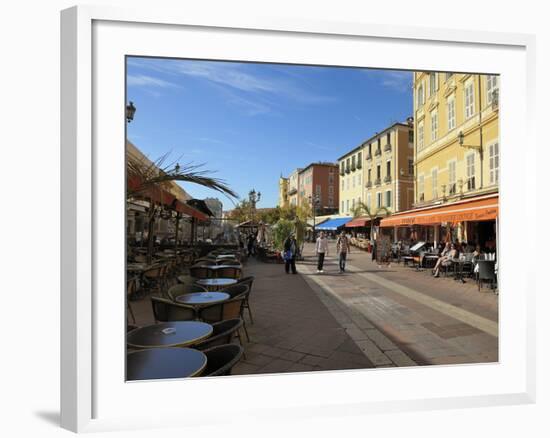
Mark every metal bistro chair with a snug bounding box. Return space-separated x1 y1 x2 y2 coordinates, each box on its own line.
477 260 497 291
142 265 164 295
127 277 138 324
198 294 249 342
150 296 198 322
235 276 255 324
215 266 242 279
190 265 214 279
200 344 244 377
166 283 208 302
194 318 244 350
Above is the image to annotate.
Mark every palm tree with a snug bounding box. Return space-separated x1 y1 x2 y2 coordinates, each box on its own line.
127 152 238 200
351 201 391 242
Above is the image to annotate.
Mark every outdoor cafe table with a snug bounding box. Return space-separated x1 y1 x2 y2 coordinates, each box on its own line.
126 348 207 380
127 321 213 349
192 263 243 271
175 291 230 305
195 278 238 291
127 263 159 273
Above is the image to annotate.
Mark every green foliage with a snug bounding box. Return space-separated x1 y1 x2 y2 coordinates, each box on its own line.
272 219 294 250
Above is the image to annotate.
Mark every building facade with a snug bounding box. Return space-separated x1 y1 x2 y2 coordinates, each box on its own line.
287 168 302 207
363 122 415 215
413 72 499 206
338 121 415 218
380 72 499 248
278 176 289 208
297 162 339 215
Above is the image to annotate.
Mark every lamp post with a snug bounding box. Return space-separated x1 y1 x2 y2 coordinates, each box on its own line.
248 189 261 222
126 101 136 123
308 194 320 240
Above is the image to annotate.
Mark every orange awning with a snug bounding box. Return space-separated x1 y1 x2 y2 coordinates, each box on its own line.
345 217 370 228
380 194 498 227
127 176 208 222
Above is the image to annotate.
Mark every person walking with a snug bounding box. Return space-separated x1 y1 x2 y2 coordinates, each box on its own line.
283 233 298 274
315 231 329 273
336 231 351 273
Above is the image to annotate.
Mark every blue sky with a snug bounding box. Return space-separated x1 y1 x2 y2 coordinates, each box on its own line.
126 57 413 210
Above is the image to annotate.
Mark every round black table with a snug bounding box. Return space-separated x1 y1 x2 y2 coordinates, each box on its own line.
195 278 237 291
126 348 207 381
175 291 230 305
127 321 213 348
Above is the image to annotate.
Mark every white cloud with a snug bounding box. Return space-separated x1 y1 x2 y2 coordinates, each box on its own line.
127 74 178 89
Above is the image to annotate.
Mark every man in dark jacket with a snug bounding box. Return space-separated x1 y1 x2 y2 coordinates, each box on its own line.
283 233 298 274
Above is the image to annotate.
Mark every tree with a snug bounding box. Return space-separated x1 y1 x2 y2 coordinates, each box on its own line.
352 201 391 242
272 219 294 250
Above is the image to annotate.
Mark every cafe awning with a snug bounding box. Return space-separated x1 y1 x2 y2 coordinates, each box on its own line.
345 217 371 228
316 217 352 230
380 193 498 227
127 176 208 222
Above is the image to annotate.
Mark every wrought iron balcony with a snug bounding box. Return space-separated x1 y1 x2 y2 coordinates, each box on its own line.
374 178 381 186
366 180 372 189
345 166 351 174
339 168 345 176
351 163 356 172
375 148 382 157
366 153 372 161
384 175 392 183
357 161 362 169
384 143 392 152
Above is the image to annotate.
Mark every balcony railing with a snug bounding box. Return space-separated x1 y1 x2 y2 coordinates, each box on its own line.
375 148 382 157
467 177 475 191
288 188 297 195
374 178 381 186
345 166 351 174
366 180 372 189
351 163 356 171
339 168 345 176
384 175 392 183
366 153 372 161
448 183 456 195
384 143 392 152
357 161 362 169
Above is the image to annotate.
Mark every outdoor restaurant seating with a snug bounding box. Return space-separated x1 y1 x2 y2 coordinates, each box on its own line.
477 260 497 291
142 265 167 295
151 296 198 322
127 277 138 324
198 294 250 342
236 276 255 324
190 265 213 279
167 283 208 301
215 266 242 279
200 344 245 377
222 283 249 299
194 318 244 350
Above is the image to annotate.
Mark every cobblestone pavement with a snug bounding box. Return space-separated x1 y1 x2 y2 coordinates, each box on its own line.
297 242 498 366
129 242 498 376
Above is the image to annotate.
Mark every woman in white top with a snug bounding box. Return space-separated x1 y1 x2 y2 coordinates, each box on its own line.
315 231 329 273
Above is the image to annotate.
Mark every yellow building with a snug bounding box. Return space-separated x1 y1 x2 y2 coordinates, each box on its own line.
278 176 289 208
381 72 499 247
338 145 364 216
287 168 301 207
338 121 415 218
362 122 415 215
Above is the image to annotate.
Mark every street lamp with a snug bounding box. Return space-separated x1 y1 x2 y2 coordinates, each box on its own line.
457 131 481 150
248 189 261 221
126 101 136 123
308 194 320 239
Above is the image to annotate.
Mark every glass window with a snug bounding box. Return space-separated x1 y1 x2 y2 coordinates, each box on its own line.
464 80 475 119
489 142 499 185
431 109 438 141
385 191 392 208
418 174 425 201
376 165 381 180
408 159 414 175
376 192 382 208
447 96 456 130
487 75 498 104
432 168 438 199
367 193 371 209
386 161 391 177
448 161 457 194
429 72 437 95
445 72 453 81
466 154 475 190
418 121 424 150
408 130 414 143
417 82 424 106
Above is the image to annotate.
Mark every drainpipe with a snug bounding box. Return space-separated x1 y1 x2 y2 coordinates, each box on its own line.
478 74 484 190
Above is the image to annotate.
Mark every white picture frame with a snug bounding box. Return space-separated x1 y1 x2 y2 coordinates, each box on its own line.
60 5 536 433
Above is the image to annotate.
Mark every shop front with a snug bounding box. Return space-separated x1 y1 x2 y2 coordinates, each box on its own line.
380 193 498 251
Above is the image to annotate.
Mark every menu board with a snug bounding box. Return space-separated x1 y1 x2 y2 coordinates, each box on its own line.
375 235 392 265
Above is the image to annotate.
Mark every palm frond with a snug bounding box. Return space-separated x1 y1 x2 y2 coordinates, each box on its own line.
127 153 238 199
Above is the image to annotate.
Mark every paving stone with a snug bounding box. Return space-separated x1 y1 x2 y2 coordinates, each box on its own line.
384 349 417 367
